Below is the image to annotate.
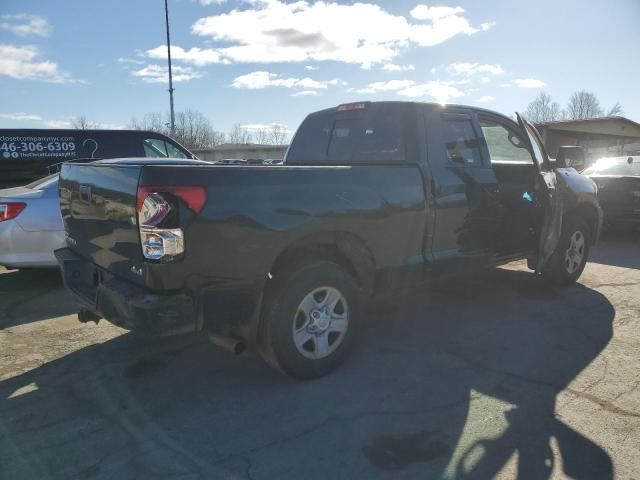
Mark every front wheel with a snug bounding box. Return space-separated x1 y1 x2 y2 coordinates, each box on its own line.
542 217 591 287
260 261 363 379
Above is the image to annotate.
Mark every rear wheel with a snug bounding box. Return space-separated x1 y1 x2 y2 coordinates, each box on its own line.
542 217 591 286
260 261 363 379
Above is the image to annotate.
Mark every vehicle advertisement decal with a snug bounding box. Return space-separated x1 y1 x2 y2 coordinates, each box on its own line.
0 135 99 161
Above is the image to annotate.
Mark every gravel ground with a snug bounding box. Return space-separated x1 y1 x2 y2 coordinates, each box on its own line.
0 232 639 479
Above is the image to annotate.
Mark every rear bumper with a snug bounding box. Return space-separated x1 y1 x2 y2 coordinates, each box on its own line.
55 248 197 336
0 220 63 268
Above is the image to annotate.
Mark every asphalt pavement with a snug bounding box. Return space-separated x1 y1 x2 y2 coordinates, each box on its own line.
1 232 639 479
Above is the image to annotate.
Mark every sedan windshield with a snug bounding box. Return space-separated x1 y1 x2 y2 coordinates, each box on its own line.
584 156 640 176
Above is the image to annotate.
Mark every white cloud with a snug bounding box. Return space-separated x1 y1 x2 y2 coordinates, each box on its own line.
0 44 75 83
397 82 464 103
292 90 319 97
305 65 319 71
145 45 226 66
480 21 496 31
410 6 464 20
190 1 490 68
132 64 203 83
500 83 511 88
43 120 72 128
231 70 340 91
0 112 42 121
240 123 290 133
0 14 50 37
382 63 415 72
356 79 415 93
478 95 495 103
199 0 227 4
118 57 145 65
447 62 504 76
513 78 546 88
355 79 464 104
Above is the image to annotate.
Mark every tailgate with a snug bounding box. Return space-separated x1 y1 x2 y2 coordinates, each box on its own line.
59 163 143 284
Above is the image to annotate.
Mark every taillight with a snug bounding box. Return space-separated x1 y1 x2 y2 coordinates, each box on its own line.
136 186 205 262
0 202 26 222
136 186 206 214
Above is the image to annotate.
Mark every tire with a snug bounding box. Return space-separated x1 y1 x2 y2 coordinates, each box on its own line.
542 217 591 287
260 260 363 379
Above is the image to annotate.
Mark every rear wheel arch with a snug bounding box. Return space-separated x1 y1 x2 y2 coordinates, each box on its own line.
254 232 375 357
265 232 376 297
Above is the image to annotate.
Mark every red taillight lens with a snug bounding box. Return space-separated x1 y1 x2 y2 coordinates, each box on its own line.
0 202 26 222
137 186 206 214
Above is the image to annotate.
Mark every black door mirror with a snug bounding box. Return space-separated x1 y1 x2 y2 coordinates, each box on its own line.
556 146 586 171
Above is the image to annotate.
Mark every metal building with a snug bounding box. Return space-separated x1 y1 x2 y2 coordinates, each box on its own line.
536 117 640 164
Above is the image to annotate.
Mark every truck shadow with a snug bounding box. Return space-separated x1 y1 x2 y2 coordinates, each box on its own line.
589 230 640 270
0 268 614 479
0 268 76 328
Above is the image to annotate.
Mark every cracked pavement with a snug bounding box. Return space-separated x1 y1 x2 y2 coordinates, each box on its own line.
0 231 639 479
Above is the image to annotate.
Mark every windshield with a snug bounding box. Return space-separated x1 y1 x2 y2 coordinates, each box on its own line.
583 156 640 176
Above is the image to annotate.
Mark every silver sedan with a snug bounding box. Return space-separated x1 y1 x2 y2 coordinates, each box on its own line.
0 174 65 268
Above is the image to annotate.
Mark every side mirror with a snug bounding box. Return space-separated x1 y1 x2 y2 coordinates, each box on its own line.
556 146 586 171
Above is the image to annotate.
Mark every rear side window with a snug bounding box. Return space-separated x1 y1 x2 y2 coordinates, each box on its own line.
440 117 482 167
287 104 414 164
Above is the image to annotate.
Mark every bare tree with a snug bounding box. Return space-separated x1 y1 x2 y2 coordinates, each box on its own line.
524 92 563 123
251 128 270 145
566 91 604 120
269 125 289 145
128 112 166 133
72 115 100 129
173 110 225 149
607 102 624 117
228 124 253 144
128 110 225 149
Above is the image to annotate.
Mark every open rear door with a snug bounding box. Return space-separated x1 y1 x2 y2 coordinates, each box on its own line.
516 113 565 273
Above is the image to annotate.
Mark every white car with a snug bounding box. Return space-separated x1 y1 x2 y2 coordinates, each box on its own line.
0 174 65 268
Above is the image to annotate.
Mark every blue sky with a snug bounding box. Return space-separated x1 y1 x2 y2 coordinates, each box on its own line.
0 0 638 136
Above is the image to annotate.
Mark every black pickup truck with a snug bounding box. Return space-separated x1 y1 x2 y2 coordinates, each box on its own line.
55 102 602 378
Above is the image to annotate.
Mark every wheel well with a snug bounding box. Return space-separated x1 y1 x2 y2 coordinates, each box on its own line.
569 203 599 244
253 236 375 349
266 235 375 299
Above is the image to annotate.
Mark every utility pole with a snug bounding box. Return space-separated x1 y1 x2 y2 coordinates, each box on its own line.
164 0 176 136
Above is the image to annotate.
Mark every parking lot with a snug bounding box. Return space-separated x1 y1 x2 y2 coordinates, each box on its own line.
0 232 638 480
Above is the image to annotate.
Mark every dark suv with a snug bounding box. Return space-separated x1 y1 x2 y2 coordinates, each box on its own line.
0 129 195 188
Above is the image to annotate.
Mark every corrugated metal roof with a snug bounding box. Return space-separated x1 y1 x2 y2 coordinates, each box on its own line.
537 116 640 129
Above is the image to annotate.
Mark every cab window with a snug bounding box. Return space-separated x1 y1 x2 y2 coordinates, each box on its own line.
479 119 534 164
286 103 415 164
440 116 482 167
